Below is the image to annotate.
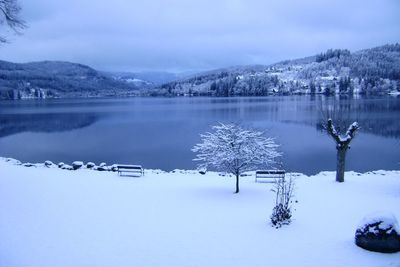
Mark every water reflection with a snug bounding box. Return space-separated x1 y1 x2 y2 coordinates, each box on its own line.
0 96 399 174
0 113 98 138
312 96 400 138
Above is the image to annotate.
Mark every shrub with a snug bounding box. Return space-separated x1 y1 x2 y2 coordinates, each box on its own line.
270 176 295 228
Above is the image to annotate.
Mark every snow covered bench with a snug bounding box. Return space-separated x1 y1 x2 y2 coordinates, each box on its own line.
255 170 285 182
116 165 144 177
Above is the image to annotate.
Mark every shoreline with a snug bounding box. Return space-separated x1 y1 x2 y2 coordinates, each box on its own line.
1 156 399 177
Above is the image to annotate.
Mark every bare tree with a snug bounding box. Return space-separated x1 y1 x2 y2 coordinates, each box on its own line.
192 123 281 193
0 0 26 43
326 119 359 182
318 97 360 182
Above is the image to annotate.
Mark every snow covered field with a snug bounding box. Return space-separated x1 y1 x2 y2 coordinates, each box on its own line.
0 159 399 267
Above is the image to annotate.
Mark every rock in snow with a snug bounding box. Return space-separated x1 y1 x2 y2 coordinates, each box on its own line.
5 158 22 165
44 160 54 167
61 164 73 170
86 162 96 169
22 163 35 167
355 211 400 253
97 162 108 171
72 161 84 170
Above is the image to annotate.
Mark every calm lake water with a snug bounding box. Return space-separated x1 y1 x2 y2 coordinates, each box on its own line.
0 96 399 175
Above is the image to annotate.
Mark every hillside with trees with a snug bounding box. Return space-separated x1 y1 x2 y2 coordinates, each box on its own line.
1 44 399 99
154 44 400 96
0 60 139 99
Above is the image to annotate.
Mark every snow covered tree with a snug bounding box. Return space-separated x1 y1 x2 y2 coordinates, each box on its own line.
192 123 281 193
0 0 26 43
326 119 359 182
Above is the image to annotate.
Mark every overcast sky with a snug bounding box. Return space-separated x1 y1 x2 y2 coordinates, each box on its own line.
1 0 399 72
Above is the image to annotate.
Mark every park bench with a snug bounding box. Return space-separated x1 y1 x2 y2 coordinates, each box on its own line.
116 165 144 177
255 170 285 182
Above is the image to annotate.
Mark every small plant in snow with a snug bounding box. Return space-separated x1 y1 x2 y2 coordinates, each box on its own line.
270 176 295 228
192 122 281 193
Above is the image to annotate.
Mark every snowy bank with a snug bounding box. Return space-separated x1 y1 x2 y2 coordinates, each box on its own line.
0 159 399 267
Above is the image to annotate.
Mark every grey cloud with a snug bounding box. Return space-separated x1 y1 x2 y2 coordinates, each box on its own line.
1 0 399 72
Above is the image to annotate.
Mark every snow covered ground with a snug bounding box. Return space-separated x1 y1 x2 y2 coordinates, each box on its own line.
0 159 399 267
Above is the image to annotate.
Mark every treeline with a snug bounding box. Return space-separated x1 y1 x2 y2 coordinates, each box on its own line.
315 49 351 63
153 44 400 97
0 60 138 99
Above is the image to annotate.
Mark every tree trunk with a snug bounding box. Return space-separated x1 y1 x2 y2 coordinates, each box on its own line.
235 173 240 194
326 119 359 183
336 147 347 183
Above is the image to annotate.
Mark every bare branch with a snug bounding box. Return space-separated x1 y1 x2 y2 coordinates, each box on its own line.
326 118 341 143
0 0 26 43
346 122 360 140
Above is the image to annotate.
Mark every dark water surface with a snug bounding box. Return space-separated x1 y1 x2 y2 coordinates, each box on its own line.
0 96 399 175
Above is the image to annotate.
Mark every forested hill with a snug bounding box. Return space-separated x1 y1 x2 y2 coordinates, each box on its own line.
1 44 399 99
155 44 400 96
0 60 139 99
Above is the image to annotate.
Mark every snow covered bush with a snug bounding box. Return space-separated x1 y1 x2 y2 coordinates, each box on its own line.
192 122 281 193
355 211 400 253
270 176 295 228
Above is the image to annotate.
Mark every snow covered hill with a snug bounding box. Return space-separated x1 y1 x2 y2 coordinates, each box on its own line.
0 61 139 99
0 158 399 267
1 44 399 99
155 44 400 96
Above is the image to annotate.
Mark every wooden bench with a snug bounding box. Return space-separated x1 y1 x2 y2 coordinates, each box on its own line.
116 165 144 177
255 170 285 182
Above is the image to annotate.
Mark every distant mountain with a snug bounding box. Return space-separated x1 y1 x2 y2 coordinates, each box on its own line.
1 44 399 100
0 60 139 99
105 71 196 86
154 44 400 96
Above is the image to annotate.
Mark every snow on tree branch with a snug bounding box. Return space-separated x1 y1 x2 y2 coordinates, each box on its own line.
0 0 26 43
325 118 360 182
327 118 360 145
327 118 341 143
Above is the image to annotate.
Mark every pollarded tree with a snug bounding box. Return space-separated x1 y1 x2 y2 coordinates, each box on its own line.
0 0 26 43
318 98 360 183
326 119 359 182
192 123 281 193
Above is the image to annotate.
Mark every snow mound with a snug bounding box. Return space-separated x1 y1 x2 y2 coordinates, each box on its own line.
358 211 400 234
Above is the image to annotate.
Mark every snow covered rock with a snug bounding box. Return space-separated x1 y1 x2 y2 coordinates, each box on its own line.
72 161 84 170
44 160 54 167
355 211 400 253
4 158 22 165
22 163 35 167
111 164 118 172
97 163 108 171
86 162 95 169
61 164 73 171
58 162 65 168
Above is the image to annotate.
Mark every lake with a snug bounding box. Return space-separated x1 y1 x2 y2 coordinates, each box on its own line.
0 96 399 175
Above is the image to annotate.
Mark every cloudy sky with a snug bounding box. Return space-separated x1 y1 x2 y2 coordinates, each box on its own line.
1 0 399 72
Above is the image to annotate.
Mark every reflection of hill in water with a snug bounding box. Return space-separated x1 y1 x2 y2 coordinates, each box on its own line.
0 113 98 138
237 96 400 139
313 96 400 139
314 119 400 139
